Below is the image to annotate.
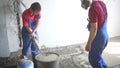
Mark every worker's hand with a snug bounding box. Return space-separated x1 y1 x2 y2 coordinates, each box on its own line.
29 32 34 38
85 43 91 52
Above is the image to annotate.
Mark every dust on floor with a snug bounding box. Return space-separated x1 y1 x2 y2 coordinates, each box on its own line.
0 42 120 68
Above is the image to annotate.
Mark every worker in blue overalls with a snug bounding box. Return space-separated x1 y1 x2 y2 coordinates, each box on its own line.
21 2 41 68
81 0 108 68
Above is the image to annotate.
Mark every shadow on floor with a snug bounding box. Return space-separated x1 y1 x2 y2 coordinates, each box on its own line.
0 65 17 68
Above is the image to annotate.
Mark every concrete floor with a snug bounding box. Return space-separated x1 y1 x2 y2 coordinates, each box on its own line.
103 36 120 67
0 37 120 68
35 36 120 68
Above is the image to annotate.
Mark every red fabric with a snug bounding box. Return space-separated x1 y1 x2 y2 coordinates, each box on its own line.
22 8 41 27
89 1 107 29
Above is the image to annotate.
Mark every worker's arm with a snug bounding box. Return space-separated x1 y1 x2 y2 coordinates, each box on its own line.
32 19 40 33
85 22 98 51
25 26 33 34
22 14 33 34
25 19 40 38
22 14 40 36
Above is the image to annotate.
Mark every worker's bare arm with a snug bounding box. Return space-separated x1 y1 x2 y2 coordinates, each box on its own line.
32 19 40 33
25 26 32 34
86 22 98 51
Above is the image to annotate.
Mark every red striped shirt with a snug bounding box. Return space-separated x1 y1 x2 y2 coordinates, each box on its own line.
89 1 107 29
22 8 41 27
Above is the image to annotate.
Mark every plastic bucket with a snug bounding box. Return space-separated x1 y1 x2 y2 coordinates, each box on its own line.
17 59 34 68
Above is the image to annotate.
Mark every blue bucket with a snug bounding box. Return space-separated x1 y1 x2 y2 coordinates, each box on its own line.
17 59 34 68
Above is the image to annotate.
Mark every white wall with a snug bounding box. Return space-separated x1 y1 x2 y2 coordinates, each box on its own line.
1 0 120 53
104 0 120 37
33 0 120 47
22 0 89 47
0 0 10 57
3 0 20 52
20 0 120 48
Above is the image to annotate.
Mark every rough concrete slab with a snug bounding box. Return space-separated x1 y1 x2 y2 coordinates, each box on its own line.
0 44 120 68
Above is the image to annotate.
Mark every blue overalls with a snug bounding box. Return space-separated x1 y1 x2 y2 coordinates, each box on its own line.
22 18 40 58
88 2 108 68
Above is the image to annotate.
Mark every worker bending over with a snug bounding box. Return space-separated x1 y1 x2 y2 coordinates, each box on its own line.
22 2 41 60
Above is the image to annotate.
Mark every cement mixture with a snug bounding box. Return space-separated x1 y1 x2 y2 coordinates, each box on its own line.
35 53 59 62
